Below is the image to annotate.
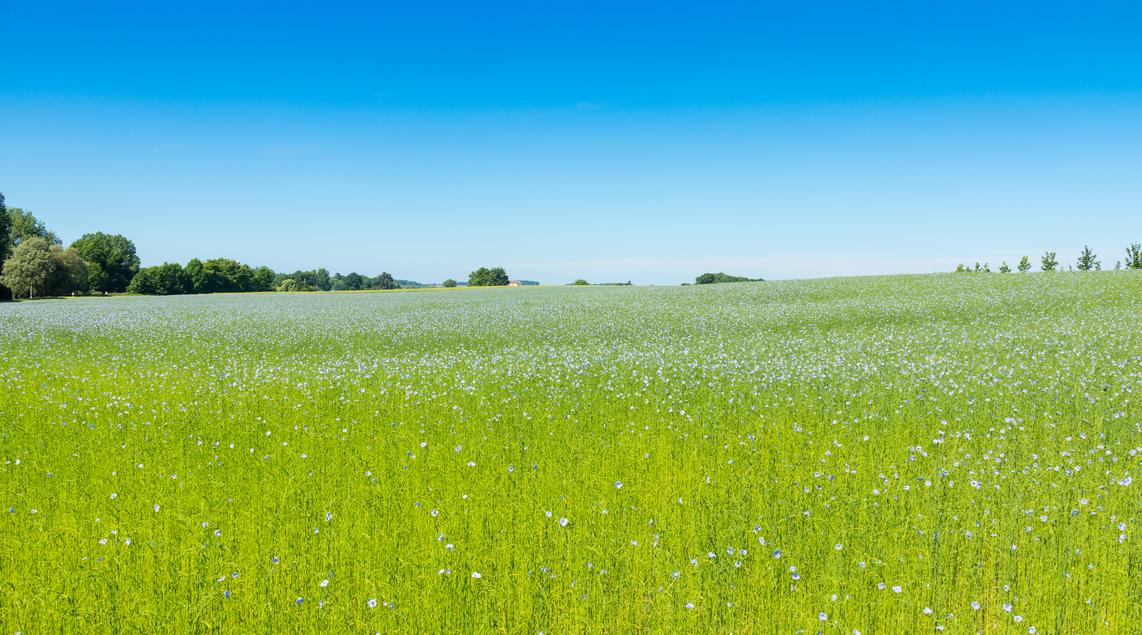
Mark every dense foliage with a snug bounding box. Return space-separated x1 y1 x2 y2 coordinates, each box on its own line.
330 271 399 291
0 193 11 264
468 266 509 287
128 259 277 295
71 232 141 293
0 237 88 298
0 237 55 298
0 196 434 298
0 194 9 300
276 268 333 291
127 263 192 295
1 273 1138 632
694 272 762 284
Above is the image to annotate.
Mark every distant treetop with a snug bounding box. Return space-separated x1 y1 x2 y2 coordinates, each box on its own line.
694 272 763 285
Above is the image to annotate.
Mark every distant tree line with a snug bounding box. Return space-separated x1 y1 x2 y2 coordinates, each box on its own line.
0 194 141 299
956 245 1142 274
128 259 277 295
1 192 529 300
129 263 411 295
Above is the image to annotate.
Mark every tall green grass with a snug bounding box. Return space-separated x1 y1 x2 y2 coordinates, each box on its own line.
1 273 1138 632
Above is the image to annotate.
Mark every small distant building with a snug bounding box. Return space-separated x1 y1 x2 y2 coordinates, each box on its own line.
508 280 522 287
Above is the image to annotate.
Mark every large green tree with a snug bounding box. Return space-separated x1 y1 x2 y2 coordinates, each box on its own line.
48 245 89 295
0 237 56 298
71 232 140 293
468 266 509 287
371 272 399 290
252 266 276 292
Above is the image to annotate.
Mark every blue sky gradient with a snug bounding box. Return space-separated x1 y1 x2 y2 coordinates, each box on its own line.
2 1 1141 283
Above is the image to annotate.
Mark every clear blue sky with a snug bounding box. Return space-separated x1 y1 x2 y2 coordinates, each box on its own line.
2 1 1141 284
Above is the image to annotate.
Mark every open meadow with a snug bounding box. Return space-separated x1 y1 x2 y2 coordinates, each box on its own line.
1 273 1139 633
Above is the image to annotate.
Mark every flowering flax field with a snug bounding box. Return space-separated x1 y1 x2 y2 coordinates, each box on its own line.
1 274 1139 633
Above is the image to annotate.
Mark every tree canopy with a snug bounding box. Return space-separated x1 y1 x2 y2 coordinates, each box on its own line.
71 232 140 293
0 195 418 299
694 272 762 285
0 193 10 265
275 268 333 291
0 193 10 300
468 267 509 287
48 245 89 295
1 238 56 298
277 278 317 292
194 258 274 293
128 263 192 295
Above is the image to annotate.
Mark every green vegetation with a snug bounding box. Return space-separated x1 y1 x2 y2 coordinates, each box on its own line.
467 266 509 287
71 232 141 293
572 279 589 285
442 278 458 288
1077 245 1100 271
329 271 399 291
0 237 57 298
1124 243 1142 269
956 248 1122 275
694 272 762 284
127 262 192 295
6 206 60 248
0 193 492 298
128 259 279 295
0 193 11 266
0 237 88 298
1 273 1138 632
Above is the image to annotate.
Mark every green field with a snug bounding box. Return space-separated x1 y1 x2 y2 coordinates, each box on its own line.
1 274 1139 633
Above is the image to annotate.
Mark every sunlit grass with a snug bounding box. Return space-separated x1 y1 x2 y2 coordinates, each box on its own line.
1 273 1139 632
